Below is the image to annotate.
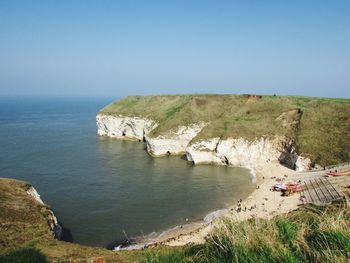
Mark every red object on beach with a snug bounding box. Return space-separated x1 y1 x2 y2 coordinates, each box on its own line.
286 183 302 192
93 258 104 263
327 171 350 177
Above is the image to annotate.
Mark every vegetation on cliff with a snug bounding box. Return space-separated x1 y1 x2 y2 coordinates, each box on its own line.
0 178 136 263
99 94 350 167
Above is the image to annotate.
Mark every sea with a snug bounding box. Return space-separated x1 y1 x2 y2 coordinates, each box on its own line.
0 97 255 247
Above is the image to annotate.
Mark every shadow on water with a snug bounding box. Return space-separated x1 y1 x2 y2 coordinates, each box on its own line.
59 223 74 243
59 222 137 250
180 154 188 161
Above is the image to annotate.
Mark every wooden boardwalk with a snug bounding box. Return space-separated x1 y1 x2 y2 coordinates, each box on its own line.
301 177 343 206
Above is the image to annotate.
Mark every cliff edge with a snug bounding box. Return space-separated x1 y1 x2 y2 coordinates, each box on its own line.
0 178 131 262
97 94 350 170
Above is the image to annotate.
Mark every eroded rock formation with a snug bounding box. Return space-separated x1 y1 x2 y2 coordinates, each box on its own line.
96 114 313 171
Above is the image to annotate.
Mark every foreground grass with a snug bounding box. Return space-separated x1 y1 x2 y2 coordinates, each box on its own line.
99 94 350 167
142 201 350 263
0 247 48 263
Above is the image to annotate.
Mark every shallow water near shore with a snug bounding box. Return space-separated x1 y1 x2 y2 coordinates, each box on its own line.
0 98 255 247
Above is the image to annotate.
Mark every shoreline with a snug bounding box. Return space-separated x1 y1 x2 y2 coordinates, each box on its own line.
153 161 301 247
114 165 257 250
117 161 300 250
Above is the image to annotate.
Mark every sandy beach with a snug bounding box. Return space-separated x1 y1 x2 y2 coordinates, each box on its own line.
156 161 302 246
128 161 350 250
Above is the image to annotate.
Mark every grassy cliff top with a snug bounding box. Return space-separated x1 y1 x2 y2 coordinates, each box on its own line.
99 94 350 167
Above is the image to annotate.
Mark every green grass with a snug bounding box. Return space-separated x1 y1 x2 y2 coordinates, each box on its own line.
141 247 192 263
276 219 299 245
99 94 350 167
142 201 350 263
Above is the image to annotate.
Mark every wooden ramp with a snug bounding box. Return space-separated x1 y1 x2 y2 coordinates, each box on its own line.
301 178 343 206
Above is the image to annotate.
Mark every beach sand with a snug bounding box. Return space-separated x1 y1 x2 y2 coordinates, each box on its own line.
156 161 301 246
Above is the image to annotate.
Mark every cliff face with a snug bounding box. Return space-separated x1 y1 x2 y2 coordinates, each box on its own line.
96 114 312 171
146 122 206 156
26 186 62 239
96 114 158 141
186 136 311 171
0 178 63 252
0 178 130 262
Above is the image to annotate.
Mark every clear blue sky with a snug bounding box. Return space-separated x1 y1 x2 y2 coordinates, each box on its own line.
0 0 349 98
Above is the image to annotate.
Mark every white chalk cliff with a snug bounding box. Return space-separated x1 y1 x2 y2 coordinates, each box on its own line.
96 114 158 141
186 137 311 171
27 186 62 239
97 114 312 171
146 122 206 156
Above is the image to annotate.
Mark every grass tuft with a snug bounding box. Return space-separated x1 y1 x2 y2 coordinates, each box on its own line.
307 230 350 252
276 219 299 245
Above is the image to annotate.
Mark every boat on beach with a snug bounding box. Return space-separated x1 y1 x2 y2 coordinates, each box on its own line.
273 181 302 196
327 170 350 177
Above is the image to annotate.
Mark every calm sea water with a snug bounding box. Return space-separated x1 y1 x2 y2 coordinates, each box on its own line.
0 98 255 247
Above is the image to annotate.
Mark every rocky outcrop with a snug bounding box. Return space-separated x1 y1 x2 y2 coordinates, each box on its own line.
96 114 312 171
26 186 45 205
97 114 206 156
294 156 312 171
145 122 206 156
186 136 312 171
186 137 222 164
26 186 62 239
96 114 158 141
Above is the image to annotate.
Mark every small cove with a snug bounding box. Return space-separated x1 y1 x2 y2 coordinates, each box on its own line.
0 98 256 247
